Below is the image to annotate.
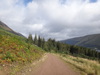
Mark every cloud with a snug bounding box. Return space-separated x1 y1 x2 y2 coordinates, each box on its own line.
0 0 100 40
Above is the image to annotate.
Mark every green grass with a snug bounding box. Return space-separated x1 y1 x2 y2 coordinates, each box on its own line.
60 54 100 75
0 28 45 64
0 28 45 74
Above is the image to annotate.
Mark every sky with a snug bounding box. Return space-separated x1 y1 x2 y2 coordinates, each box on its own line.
0 0 100 40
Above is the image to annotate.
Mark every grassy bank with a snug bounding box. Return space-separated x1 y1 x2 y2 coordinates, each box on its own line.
59 54 100 75
0 28 45 74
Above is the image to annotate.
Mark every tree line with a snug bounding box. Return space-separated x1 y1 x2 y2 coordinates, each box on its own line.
27 34 100 60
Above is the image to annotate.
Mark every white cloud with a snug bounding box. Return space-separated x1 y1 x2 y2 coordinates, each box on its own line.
0 0 100 40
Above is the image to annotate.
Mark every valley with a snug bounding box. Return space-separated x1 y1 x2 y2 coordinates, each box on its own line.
0 0 100 75
0 21 100 75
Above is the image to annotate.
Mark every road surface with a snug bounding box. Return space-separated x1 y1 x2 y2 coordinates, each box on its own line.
27 53 80 75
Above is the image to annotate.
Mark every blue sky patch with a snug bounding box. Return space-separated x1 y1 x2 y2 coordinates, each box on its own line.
23 0 32 5
89 0 97 3
60 0 67 4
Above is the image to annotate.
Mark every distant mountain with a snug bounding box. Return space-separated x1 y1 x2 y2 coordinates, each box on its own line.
0 21 24 37
61 34 100 50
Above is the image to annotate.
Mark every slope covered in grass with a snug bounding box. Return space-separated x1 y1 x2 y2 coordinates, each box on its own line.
0 28 44 64
60 54 100 75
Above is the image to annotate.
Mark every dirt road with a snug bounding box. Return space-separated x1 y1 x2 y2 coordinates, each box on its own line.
27 53 80 75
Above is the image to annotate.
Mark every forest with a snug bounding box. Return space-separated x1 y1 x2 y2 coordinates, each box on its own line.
27 34 100 60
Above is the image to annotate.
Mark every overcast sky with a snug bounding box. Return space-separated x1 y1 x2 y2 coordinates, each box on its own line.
0 0 100 40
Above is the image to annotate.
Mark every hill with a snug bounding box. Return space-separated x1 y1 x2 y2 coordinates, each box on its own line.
0 21 44 64
0 21 45 74
61 34 100 50
0 21 24 36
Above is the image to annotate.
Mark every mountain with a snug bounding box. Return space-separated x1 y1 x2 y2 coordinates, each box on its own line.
0 21 24 36
61 34 100 50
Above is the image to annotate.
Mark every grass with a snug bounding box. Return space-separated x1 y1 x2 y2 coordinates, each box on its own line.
59 54 100 75
0 28 45 63
0 28 45 74
10 53 47 75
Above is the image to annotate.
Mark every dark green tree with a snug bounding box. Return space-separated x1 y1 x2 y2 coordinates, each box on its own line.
56 42 62 52
34 34 38 45
38 36 42 47
27 34 33 44
41 38 45 49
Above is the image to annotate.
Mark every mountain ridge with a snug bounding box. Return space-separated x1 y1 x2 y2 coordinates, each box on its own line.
61 34 100 50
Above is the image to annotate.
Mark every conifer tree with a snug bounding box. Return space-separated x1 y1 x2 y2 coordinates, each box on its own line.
34 34 38 45
27 34 33 44
41 38 45 49
38 36 42 47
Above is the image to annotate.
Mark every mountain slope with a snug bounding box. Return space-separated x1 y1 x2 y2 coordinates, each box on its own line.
0 21 23 36
61 34 100 50
0 21 44 64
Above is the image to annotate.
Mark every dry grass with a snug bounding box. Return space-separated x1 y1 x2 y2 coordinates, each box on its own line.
59 54 100 75
10 53 47 75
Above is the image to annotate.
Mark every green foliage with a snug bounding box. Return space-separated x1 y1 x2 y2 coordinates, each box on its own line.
34 34 100 60
2 51 17 62
33 34 38 45
27 34 34 44
0 28 45 64
27 33 100 60
38 36 42 47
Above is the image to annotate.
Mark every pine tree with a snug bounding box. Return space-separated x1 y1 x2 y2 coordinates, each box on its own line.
38 36 42 47
41 38 45 49
27 34 33 44
34 34 38 45
56 42 62 52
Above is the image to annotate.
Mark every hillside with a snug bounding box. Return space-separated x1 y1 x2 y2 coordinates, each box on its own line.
61 34 100 50
0 21 24 36
0 21 45 74
0 21 100 75
0 21 44 64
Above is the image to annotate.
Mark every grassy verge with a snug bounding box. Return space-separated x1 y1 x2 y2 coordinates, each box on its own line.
59 54 100 75
10 53 47 75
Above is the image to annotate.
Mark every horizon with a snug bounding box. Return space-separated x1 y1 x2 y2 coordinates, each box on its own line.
0 0 100 40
